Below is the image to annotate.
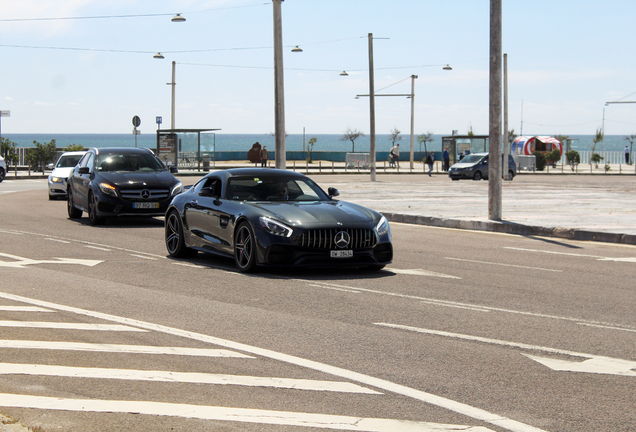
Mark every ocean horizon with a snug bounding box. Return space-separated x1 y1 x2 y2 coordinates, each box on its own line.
3 133 632 154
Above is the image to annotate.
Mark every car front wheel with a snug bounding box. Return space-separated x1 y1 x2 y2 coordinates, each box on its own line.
234 222 257 273
0 167 5 183
165 210 197 258
88 192 105 226
473 171 482 181
67 188 82 219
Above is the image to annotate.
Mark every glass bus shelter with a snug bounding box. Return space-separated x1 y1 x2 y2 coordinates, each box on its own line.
156 128 220 171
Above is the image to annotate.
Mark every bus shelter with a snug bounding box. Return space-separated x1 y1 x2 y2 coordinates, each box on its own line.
441 135 490 165
156 128 220 171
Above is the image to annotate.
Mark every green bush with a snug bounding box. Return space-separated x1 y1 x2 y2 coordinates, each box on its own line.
546 149 561 164
533 151 546 171
565 150 580 171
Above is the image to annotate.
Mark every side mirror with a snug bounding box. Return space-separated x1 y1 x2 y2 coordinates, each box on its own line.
200 186 219 198
169 166 179 174
328 187 339 198
78 167 90 175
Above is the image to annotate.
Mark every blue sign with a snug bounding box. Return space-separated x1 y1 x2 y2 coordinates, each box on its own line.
156 116 163 125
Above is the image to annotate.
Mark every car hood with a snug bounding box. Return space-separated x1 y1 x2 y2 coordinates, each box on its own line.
100 170 178 187
250 200 379 227
50 167 74 178
449 162 478 169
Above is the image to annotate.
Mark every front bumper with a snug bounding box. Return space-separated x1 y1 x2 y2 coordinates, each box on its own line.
94 192 173 218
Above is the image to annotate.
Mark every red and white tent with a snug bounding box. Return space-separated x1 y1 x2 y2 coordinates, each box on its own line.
511 136 563 156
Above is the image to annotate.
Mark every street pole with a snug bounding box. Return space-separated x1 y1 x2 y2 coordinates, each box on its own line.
368 33 376 181
170 61 176 130
503 53 509 180
488 0 502 220
273 0 286 169
409 74 417 171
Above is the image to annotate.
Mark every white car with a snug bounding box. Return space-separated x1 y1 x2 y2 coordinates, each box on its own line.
0 155 6 182
48 151 86 200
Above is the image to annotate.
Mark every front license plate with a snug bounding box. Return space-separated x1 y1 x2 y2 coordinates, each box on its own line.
133 202 159 209
330 250 353 258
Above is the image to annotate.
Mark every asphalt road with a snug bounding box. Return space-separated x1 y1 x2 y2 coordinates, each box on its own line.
0 178 635 432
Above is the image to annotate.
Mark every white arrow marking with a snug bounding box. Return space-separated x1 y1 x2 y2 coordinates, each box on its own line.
523 354 636 377
0 252 102 268
0 363 381 394
376 323 636 377
0 394 494 431
0 340 253 358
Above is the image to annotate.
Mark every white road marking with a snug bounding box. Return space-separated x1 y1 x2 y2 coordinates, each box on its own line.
504 247 636 262
0 291 548 432
0 253 102 268
0 321 146 332
0 340 253 358
130 254 157 260
444 257 562 272
577 322 636 333
307 283 361 293
0 394 494 432
173 262 212 269
84 245 111 251
44 238 70 244
420 301 491 313
0 229 23 235
0 306 52 312
0 363 381 394
375 323 636 377
389 268 462 279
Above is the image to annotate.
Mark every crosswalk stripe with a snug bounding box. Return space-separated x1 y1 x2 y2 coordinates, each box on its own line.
0 394 493 431
0 363 380 394
0 340 253 358
0 321 145 331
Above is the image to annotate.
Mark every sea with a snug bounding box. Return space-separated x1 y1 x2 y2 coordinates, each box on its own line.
2 133 631 153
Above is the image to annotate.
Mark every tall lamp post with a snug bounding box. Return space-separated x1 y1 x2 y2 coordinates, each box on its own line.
273 0 286 169
605 100 636 166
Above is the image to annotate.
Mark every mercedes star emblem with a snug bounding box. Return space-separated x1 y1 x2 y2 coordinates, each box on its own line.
141 189 150 199
334 231 350 249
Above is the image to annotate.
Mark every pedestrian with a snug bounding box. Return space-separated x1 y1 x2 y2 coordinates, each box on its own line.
625 145 631 164
425 151 435 176
442 147 450 171
390 143 400 168
260 145 269 167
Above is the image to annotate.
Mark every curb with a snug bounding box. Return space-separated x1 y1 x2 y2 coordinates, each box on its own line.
382 212 636 246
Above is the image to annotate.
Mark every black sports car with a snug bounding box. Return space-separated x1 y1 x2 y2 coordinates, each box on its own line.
165 168 392 272
67 147 183 225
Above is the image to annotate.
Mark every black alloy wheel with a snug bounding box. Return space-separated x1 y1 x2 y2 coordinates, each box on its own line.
67 188 82 219
88 192 105 226
165 211 197 258
234 222 257 272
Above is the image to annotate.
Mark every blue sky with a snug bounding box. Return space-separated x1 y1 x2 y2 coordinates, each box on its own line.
1 0 635 137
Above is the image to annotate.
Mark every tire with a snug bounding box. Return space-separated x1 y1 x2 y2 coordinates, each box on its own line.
473 171 482 181
88 192 105 226
234 221 258 273
48 194 55 201
0 167 5 183
165 210 197 258
67 188 82 219
508 170 515 181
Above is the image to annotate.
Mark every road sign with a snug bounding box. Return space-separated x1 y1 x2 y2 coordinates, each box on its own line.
156 116 162 125
0 110 10 117
132 116 141 127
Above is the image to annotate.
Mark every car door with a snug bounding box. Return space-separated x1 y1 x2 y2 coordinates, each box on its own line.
74 152 94 209
183 177 223 250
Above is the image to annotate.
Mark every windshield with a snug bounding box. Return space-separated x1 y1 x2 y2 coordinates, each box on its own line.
227 176 329 202
460 154 484 164
56 155 83 168
96 153 165 172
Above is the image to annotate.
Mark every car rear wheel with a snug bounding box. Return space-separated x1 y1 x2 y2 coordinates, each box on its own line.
67 188 82 219
88 192 105 226
508 170 515 181
165 210 197 258
234 222 257 273
473 171 482 181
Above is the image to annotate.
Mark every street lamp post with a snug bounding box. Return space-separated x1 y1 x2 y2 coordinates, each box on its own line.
273 0 286 169
368 33 376 181
409 74 417 171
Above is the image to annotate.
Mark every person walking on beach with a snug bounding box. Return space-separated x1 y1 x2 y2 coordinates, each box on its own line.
442 147 450 171
625 145 631 164
425 151 435 176
260 145 269 167
390 143 400 168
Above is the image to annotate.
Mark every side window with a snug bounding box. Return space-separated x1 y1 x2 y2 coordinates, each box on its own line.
84 154 95 172
200 177 221 197
78 153 91 168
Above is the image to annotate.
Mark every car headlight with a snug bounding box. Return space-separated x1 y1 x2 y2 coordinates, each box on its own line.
49 176 63 183
98 182 117 197
171 182 183 196
259 216 293 237
376 215 389 236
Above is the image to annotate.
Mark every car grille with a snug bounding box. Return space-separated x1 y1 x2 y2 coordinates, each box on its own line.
298 228 377 250
119 188 170 201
